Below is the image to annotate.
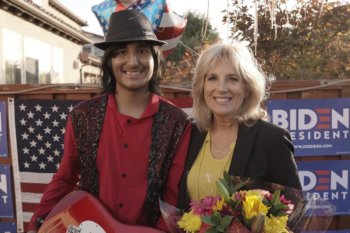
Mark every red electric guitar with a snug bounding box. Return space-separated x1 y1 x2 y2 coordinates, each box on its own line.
38 191 164 233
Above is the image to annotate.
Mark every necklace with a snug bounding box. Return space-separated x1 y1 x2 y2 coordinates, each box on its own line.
210 128 237 159
211 143 232 157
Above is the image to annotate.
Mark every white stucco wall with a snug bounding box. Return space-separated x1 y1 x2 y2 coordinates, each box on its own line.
0 10 83 84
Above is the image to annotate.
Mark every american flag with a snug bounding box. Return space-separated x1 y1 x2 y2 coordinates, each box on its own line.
92 0 187 57
13 99 78 231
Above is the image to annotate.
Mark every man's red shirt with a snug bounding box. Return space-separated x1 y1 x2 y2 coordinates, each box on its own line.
28 94 191 231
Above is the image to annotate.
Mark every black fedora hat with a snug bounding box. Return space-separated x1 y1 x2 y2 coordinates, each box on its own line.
94 10 166 50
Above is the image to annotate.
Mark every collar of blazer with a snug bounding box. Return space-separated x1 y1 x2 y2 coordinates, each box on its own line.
186 121 261 177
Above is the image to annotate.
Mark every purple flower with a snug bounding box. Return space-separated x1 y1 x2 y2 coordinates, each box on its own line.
190 196 222 215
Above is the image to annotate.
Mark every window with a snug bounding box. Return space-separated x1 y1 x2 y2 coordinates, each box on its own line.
2 29 22 84
24 37 51 84
1 29 64 84
52 47 63 83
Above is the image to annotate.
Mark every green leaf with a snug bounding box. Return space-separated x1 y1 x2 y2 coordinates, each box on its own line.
271 190 281 204
274 211 287 217
220 215 234 228
218 171 246 197
202 212 234 233
233 182 245 193
201 215 214 226
223 171 232 183
216 180 230 200
232 199 242 209
211 212 221 225
206 227 219 233
268 190 289 216
215 225 226 232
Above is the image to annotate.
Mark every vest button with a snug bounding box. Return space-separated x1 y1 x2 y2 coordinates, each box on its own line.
127 119 132 124
122 173 127 178
119 203 124 208
124 144 128 148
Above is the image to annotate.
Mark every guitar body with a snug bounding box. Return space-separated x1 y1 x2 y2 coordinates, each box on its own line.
38 190 163 233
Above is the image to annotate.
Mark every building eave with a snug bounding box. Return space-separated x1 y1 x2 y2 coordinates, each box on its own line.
48 0 88 26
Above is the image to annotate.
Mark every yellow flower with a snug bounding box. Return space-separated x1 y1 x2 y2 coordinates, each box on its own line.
242 193 269 220
246 190 263 196
264 216 289 233
213 197 225 211
177 211 202 233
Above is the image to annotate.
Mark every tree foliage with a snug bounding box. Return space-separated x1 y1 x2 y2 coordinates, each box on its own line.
224 0 350 80
163 12 219 82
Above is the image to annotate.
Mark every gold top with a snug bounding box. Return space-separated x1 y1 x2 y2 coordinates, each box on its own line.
187 132 235 201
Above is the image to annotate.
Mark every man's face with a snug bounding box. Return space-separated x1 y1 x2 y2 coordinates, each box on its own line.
111 42 154 94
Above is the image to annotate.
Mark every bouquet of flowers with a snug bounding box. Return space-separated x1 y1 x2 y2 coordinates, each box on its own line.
160 172 335 233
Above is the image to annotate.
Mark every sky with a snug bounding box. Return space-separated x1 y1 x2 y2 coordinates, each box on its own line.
57 0 230 40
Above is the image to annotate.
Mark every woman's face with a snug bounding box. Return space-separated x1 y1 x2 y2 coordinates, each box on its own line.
203 59 246 119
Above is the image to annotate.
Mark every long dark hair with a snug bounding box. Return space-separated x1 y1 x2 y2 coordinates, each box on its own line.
100 42 165 95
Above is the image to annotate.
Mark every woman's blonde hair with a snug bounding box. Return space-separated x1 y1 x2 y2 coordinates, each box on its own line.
192 41 269 132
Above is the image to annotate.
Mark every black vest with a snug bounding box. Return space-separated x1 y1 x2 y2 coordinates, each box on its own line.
70 94 190 225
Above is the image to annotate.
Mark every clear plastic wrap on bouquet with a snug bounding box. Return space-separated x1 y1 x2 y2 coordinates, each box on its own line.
159 200 183 233
160 174 336 233
290 195 336 232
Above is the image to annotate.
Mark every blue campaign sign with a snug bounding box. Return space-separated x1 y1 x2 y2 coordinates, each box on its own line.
0 164 14 218
268 98 350 156
0 222 16 233
0 101 8 157
297 160 350 215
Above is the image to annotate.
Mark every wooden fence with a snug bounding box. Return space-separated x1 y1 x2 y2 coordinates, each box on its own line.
1 79 350 231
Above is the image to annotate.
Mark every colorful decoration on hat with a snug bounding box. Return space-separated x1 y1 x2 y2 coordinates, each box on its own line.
92 0 187 57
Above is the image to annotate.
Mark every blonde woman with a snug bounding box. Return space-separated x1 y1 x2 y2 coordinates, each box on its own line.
177 41 301 209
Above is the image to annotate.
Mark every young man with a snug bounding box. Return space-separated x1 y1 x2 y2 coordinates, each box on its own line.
28 10 191 232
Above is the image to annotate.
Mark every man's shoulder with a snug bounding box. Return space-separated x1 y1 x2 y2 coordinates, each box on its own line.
158 97 190 121
72 94 108 113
